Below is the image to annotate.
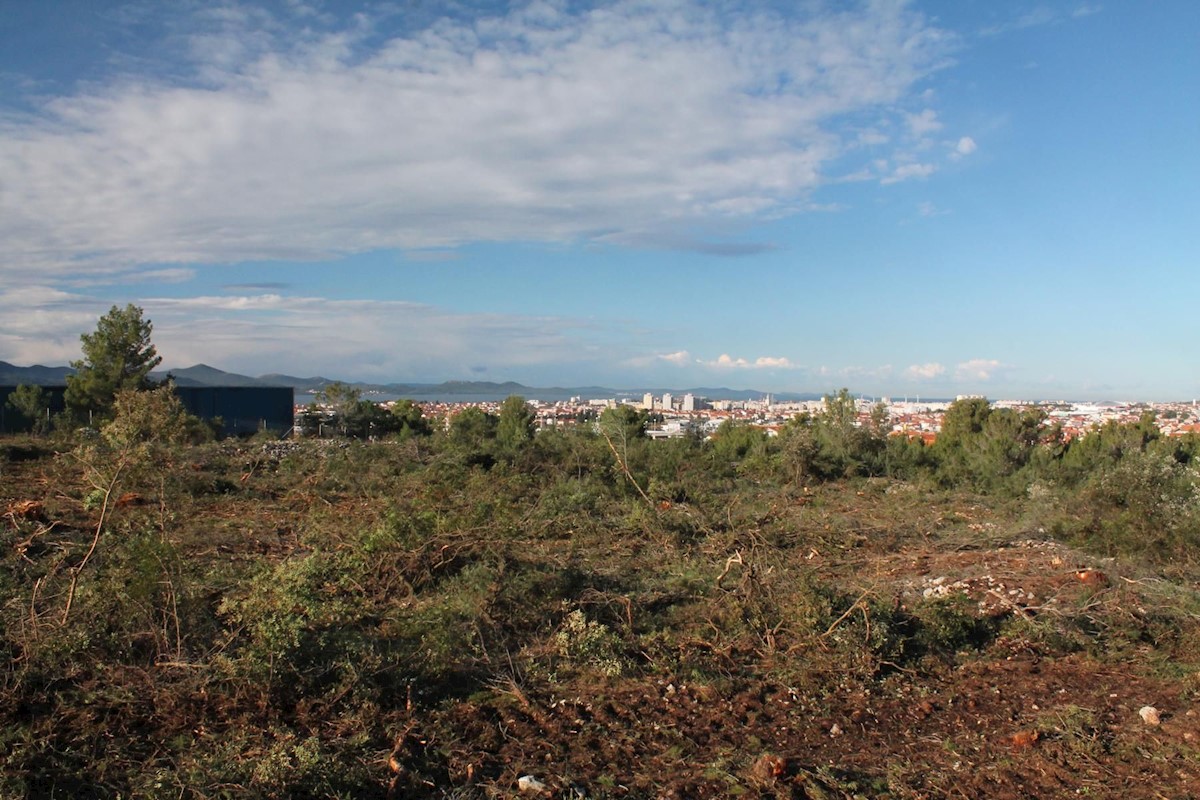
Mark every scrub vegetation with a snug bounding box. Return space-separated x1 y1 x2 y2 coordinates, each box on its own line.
3 384 1200 799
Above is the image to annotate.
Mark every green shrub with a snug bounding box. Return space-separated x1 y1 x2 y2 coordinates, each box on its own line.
553 609 627 677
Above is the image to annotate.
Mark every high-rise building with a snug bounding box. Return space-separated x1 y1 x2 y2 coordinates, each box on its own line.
643 392 654 410
682 393 695 411
662 392 673 411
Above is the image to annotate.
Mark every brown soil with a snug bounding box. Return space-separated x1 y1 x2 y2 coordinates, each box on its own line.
388 539 1200 798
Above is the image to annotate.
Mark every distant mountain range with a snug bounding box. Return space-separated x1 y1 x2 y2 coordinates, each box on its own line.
0 361 824 402
0 361 74 385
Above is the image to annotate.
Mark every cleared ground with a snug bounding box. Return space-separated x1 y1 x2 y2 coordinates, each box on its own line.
3 437 1200 798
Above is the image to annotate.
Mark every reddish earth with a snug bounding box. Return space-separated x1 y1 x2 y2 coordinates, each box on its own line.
387 540 1200 799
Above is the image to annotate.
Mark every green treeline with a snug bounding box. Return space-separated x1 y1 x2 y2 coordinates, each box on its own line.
294 385 1200 564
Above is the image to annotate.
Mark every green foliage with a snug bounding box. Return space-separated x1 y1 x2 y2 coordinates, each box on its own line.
65 304 162 421
217 550 374 690
553 609 627 677
496 394 536 452
102 384 213 448
775 389 889 482
598 405 649 443
391 398 432 438
250 733 332 795
1057 413 1161 482
777 412 819 484
814 390 877 478
911 595 999 655
708 420 770 477
4 384 51 434
312 381 400 438
937 397 991 447
445 405 499 467
932 399 1044 491
1080 449 1200 560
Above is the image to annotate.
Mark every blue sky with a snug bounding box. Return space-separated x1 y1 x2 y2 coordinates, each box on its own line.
1 1 1196 400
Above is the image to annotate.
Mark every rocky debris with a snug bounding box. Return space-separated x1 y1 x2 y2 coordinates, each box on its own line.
259 441 303 460
518 775 548 794
750 753 787 782
1140 706 1161 726
918 573 1039 613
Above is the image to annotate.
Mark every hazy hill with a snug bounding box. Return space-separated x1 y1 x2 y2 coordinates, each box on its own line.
155 364 279 388
257 373 346 391
0 361 74 385
1 361 828 402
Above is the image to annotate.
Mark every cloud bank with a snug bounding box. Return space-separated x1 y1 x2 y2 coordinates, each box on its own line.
0 284 610 382
703 354 799 370
0 1 954 278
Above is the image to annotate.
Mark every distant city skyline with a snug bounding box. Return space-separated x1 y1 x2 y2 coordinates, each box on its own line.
1 1 1197 401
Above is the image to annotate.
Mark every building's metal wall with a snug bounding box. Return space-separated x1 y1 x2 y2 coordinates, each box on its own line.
173 386 295 435
1 384 294 436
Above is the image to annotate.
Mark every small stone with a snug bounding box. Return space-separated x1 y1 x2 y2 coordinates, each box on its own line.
1139 706 1161 726
829 723 844 737
751 753 787 782
1011 730 1039 748
1076 569 1109 587
518 775 548 794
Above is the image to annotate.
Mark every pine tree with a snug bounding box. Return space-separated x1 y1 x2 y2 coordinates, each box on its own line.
65 304 162 422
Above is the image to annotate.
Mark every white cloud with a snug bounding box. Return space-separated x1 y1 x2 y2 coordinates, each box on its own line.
906 108 943 137
0 2 953 278
881 162 937 185
139 268 198 284
0 286 113 364
956 358 1003 381
0 287 630 382
980 8 1059 37
141 293 608 379
857 130 890 146
905 362 946 380
701 353 797 370
710 354 750 368
950 136 979 159
657 351 692 366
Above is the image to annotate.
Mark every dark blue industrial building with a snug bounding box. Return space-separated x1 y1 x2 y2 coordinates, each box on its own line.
173 385 294 436
0 384 294 436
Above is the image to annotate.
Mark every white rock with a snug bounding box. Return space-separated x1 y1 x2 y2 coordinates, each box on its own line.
1139 706 1161 726
519 775 548 794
